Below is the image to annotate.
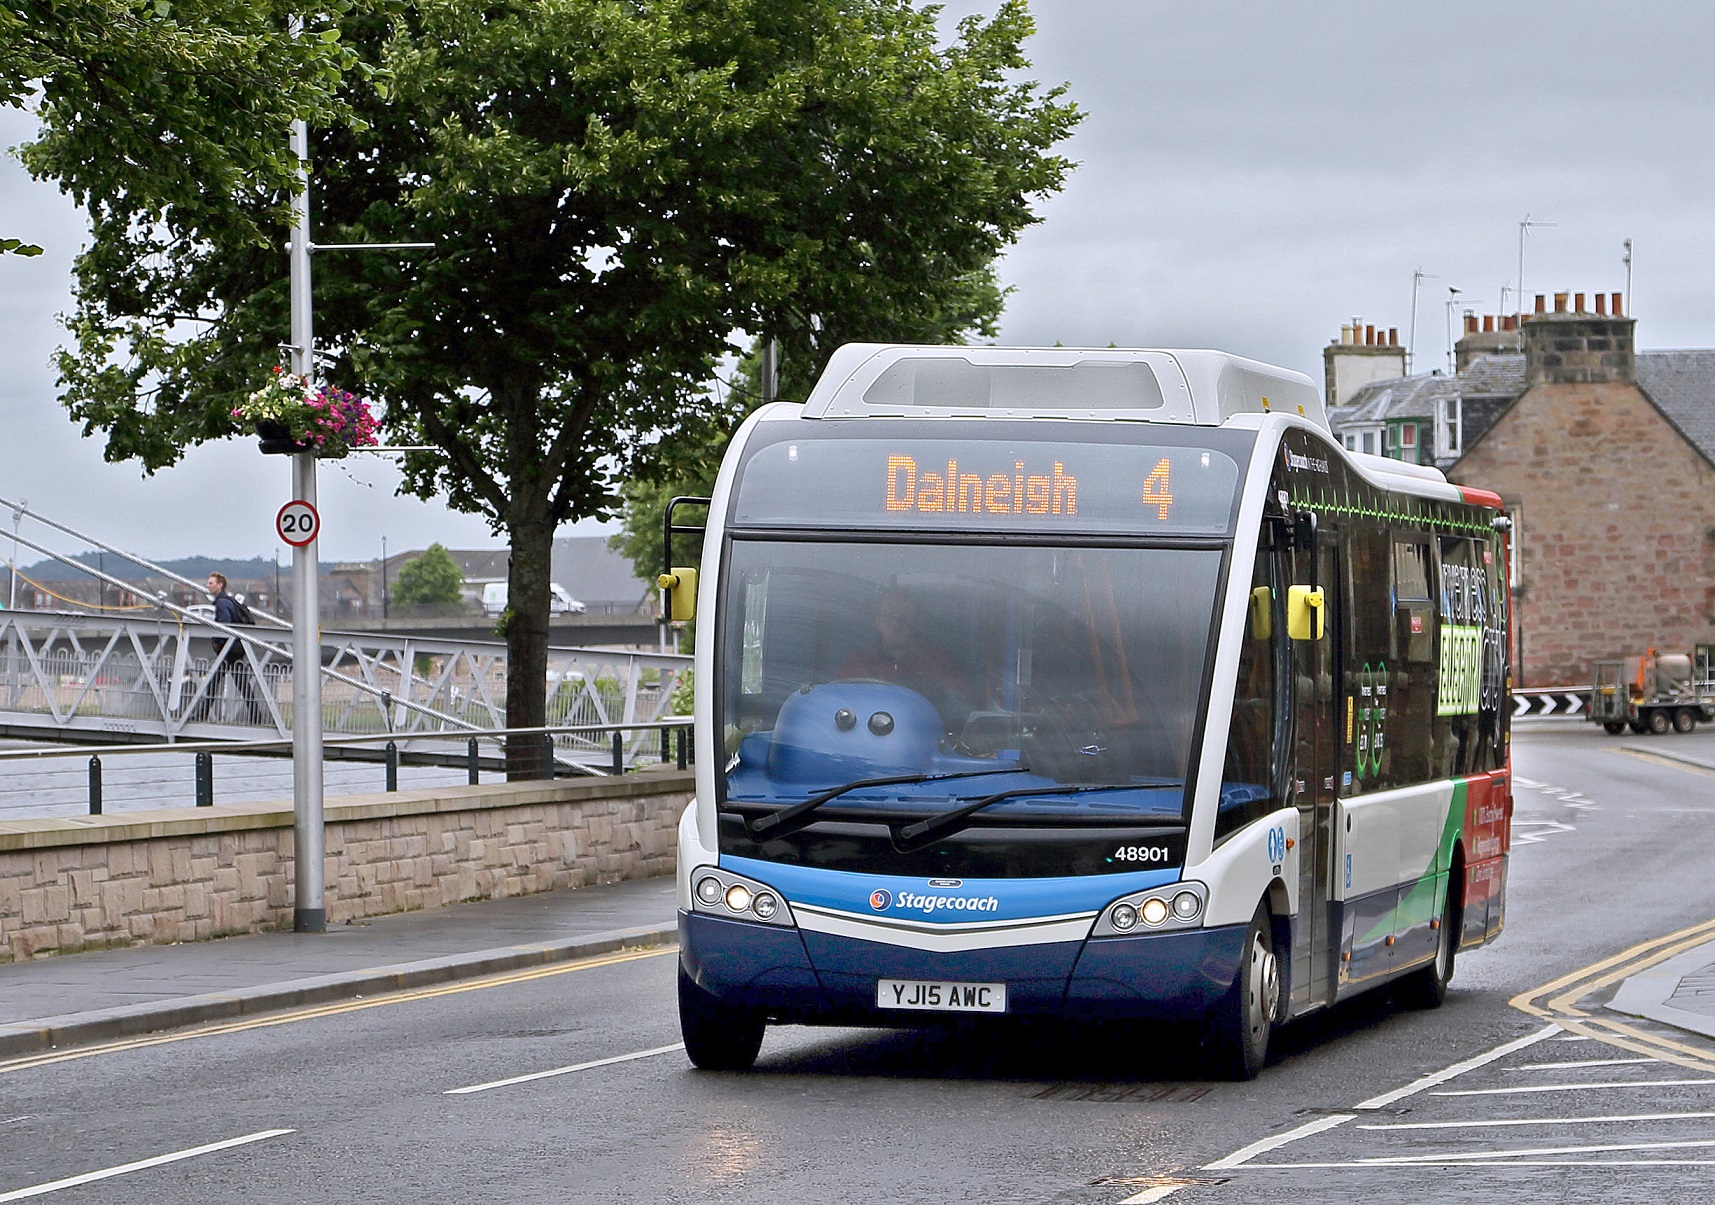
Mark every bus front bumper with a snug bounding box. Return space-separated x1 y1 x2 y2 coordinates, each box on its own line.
679 911 1247 1024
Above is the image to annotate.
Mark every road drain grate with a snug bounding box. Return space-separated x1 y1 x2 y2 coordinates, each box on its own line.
1031 1083 1213 1103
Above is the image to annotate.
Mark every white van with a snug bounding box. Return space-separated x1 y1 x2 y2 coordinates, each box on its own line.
481 582 585 616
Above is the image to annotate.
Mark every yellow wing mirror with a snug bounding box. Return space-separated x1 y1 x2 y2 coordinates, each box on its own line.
657 567 698 623
1249 586 1273 641
1286 584 1324 641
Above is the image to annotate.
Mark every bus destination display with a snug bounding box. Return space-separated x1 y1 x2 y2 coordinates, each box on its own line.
733 438 1241 535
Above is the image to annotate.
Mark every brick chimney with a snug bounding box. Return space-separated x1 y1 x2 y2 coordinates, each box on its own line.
1522 292 1635 386
1454 313 1522 373
1323 319 1406 407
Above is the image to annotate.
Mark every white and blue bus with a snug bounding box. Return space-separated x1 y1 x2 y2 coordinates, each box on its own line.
668 345 1512 1079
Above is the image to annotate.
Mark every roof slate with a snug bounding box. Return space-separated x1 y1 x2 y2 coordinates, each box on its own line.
1637 351 1715 466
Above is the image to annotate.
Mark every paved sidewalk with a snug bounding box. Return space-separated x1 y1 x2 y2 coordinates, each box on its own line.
0 875 679 1059
1609 937 1715 1041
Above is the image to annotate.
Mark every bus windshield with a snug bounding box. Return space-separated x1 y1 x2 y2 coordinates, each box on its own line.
717 539 1223 837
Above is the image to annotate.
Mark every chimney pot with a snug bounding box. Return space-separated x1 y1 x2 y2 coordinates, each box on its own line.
1535 294 1547 314
1613 292 1623 316
1464 315 1479 335
1483 315 1494 332
1595 293 1607 315
1554 292 1568 313
1340 324 1352 344
1574 292 1585 313
1502 315 1517 332
1388 327 1399 346
1365 324 1375 345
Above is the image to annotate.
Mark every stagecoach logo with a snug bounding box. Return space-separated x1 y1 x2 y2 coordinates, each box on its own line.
1283 446 1330 475
870 889 893 910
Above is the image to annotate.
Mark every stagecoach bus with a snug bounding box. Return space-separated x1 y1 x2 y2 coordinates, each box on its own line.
665 344 1512 1079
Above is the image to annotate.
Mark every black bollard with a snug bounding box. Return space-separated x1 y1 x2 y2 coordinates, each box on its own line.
676 727 687 771
611 731 623 776
88 756 102 815
385 740 398 792
543 732 556 779
467 737 480 785
195 751 214 807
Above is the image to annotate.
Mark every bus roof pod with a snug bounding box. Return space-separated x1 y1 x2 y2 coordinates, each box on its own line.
799 344 1326 431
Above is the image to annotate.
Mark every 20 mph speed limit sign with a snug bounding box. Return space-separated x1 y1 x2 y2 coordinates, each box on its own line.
277 500 321 547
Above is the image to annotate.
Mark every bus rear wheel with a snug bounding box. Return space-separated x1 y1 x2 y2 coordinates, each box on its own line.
1205 906 1279 1081
679 967 766 1071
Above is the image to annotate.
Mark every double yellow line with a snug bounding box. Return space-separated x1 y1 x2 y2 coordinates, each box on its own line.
1511 917 1715 1073
0 944 676 1077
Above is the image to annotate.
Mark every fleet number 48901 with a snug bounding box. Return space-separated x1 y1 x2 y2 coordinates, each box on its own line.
1112 845 1171 863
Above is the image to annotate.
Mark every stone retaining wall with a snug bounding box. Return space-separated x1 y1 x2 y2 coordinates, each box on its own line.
0 769 693 962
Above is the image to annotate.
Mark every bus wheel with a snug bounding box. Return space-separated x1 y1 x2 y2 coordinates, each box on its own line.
1674 708 1698 734
1398 887 1458 1009
1647 710 1672 735
1603 721 1626 735
1206 907 1279 1081
679 967 766 1071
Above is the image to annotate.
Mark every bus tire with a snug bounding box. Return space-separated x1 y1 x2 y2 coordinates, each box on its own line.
1603 721 1626 735
1647 709 1672 735
679 967 766 1071
1205 906 1279 1081
1674 708 1697 733
1398 884 1459 1009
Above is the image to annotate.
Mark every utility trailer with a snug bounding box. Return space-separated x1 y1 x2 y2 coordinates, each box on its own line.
1590 646 1715 735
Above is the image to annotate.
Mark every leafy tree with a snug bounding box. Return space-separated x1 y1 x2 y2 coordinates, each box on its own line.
391 542 464 606
35 0 1079 777
5 0 354 256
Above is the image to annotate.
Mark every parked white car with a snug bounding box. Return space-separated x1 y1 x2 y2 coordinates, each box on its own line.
481 582 585 616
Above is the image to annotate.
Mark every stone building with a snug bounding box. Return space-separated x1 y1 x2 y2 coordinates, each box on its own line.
1449 296 1715 688
1330 292 1715 687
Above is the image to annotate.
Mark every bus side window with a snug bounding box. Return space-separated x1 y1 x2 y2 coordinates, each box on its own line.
1217 540 1279 843
1384 535 1434 787
1344 526 1392 793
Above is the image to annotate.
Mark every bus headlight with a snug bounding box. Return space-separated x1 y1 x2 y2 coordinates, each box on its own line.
688 867 796 928
1093 881 1208 938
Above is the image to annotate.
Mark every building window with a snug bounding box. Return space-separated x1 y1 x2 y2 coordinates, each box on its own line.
1362 430 1376 455
1400 424 1417 449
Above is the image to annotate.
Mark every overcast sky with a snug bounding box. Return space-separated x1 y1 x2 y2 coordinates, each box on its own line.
4 0 1712 565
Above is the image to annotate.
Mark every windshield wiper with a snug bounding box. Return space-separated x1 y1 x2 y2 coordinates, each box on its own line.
894 782 1182 849
744 766 1027 840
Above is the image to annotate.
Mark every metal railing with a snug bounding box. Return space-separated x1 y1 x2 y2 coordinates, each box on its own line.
0 719 695 820
0 610 691 769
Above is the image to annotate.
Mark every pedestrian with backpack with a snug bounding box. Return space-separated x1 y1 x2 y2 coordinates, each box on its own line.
192 572 266 724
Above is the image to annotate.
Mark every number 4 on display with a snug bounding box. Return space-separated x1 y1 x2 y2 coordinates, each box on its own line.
1142 458 1173 520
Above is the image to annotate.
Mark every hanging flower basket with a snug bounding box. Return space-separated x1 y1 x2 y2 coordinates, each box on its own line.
233 367 380 458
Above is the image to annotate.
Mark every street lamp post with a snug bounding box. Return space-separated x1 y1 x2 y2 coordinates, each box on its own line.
287 108 326 934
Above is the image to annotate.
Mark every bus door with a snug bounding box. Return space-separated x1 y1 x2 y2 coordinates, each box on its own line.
1288 528 1341 1013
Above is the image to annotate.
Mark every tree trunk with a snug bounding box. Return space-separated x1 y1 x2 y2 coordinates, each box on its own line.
504 514 554 779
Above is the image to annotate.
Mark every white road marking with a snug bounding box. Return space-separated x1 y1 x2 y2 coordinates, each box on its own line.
1552 1034 1598 1042
1433 1078 1715 1097
0 1129 292 1201
1354 1023 1559 1109
1202 1113 1355 1170
1242 1158 1715 1169
1508 1057 1657 1071
1511 820 1578 845
1350 1137 1715 1164
1117 1187 1185 1204
446 1043 685 1095
1359 1110 1715 1131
